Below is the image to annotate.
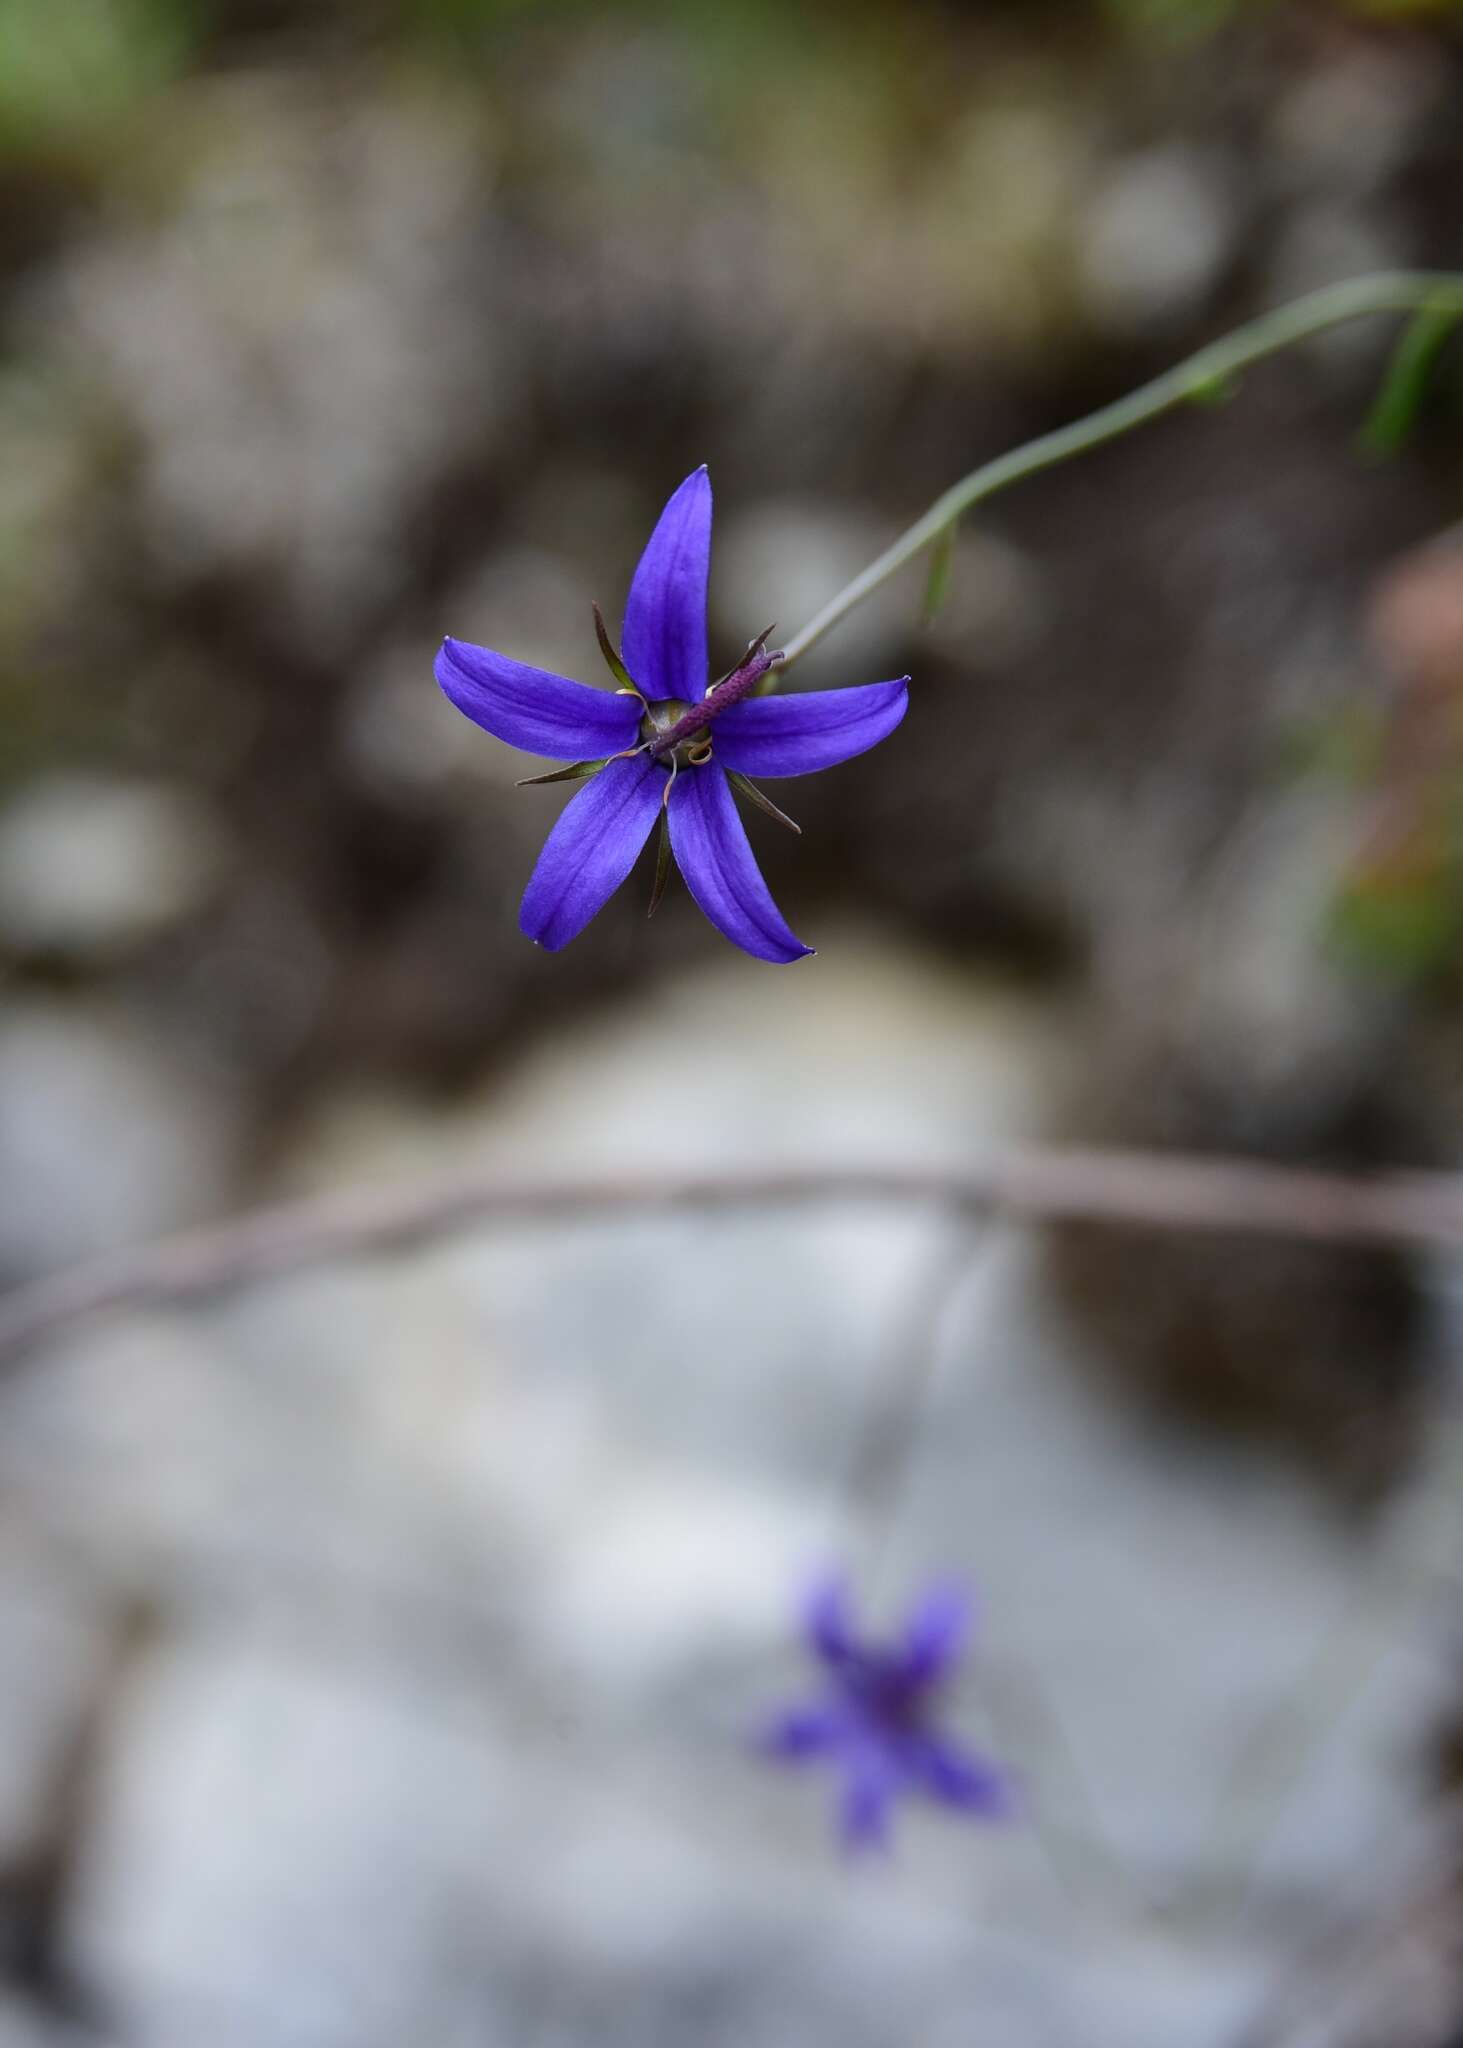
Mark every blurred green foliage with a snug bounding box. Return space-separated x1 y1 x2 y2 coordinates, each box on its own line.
1331 865 1463 980
1102 0 1462 24
0 0 209 159
1329 761 1463 982
0 0 1458 172
1361 310 1463 458
2 0 1450 167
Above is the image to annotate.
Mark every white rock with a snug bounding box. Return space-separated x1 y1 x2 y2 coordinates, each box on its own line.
0 1537 113 1864
68 1638 514 2048
1079 148 1238 334
0 775 227 961
1264 208 1412 374
5 941 1455 2046
340 641 493 802
712 501 911 686
0 1003 234 1277
50 84 519 648
1268 49 1443 197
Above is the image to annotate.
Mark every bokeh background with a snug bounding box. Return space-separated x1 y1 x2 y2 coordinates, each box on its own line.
2 0 1463 2041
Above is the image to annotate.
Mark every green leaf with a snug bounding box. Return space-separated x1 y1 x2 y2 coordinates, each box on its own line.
1361 305 1462 457
920 523 957 626
1187 369 1241 408
515 759 603 787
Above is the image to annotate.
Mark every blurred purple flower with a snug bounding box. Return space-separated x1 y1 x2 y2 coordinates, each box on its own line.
435 468 908 963
762 1574 1012 1854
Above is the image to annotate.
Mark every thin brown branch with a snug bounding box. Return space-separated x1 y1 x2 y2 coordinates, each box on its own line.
2 1147 1462 1364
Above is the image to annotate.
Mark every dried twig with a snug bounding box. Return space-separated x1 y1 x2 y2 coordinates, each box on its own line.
2 1146 1461 1363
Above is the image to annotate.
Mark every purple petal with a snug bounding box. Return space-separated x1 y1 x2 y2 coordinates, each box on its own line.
667 766 813 964
908 1735 1013 1820
761 1703 847 1761
898 1582 970 1689
437 638 642 762
519 754 663 951
713 678 909 779
838 1744 898 1854
622 468 712 702
804 1574 857 1669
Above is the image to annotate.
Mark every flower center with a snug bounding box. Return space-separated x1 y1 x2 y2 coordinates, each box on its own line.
641 699 712 768
845 1652 928 1731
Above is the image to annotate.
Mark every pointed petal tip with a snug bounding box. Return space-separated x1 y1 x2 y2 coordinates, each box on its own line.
623 469 714 701
898 1581 973 1691
762 936 815 965
804 1571 856 1665
918 1741 1016 1822
838 1764 897 1856
435 632 478 667
518 753 663 951
667 767 812 963
436 637 641 761
759 1705 845 1763
712 676 909 780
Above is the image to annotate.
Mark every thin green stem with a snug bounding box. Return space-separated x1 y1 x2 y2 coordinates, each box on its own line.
778 271 1463 672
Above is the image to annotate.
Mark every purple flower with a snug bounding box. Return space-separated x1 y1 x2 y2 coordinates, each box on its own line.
435 468 909 963
762 1573 1012 1854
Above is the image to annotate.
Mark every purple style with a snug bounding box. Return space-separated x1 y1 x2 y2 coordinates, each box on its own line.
435 468 909 963
762 1574 1012 1853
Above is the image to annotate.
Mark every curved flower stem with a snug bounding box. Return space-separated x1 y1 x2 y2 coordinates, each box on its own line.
835 1225 990 1580
778 271 1463 672
834 1225 1133 1915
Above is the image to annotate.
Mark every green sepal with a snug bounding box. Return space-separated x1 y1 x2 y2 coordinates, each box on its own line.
647 811 673 917
515 758 604 787
592 602 638 691
728 770 801 834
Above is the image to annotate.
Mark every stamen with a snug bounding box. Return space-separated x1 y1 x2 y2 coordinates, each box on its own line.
709 623 778 695
650 638 780 758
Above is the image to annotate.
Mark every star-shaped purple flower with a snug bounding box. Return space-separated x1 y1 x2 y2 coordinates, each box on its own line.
762 1573 1012 1854
435 468 909 963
